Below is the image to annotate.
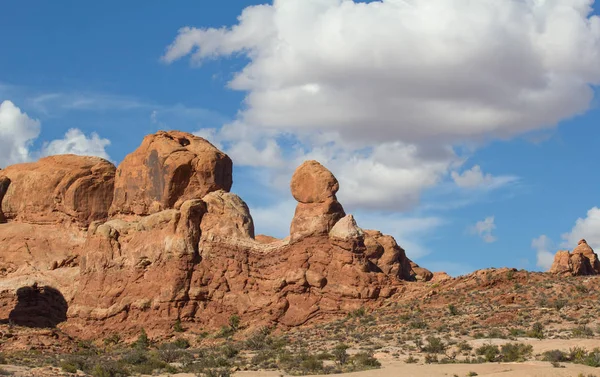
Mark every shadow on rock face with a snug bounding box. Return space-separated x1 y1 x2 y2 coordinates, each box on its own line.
7 285 68 328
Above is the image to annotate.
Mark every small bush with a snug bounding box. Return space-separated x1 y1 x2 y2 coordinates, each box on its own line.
351 352 380 369
405 355 418 363
457 341 473 352
572 325 594 338
172 338 190 349
552 299 567 311
448 304 459 316
422 336 445 354
527 322 544 339
476 344 500 362
228 315 240 332
173 319 184 333
91 361 128 377
409 319 428 329
60 361 78 373
348 307 366 318
542 350 568 363
103 334 121 346
570 346 588 362
332 343 350 365
500 343 532 362
133 328 150 350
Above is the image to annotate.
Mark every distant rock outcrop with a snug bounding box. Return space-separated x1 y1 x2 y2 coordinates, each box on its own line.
549 239 600 276
0 131 433 337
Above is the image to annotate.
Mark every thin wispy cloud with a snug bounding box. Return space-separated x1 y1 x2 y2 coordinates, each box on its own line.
469 216 497 243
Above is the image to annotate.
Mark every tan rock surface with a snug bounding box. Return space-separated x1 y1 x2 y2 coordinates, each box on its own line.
328 214 364 251
290 160 339 203
549 239 600 276
200 190 255 242
289 162 346 241
110 131 232 216
0 155 115 226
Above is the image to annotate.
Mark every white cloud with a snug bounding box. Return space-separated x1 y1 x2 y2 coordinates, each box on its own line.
199 122 455 211
227 139 284 168
561 207 600 249
41 128 111 160
469 216 497 243
164 0 600 146
532 234 555 270
0 100 111 167
165 0 600 213
29 92 144 115
0 100 41 167
250 199 297 239
451 165 517 189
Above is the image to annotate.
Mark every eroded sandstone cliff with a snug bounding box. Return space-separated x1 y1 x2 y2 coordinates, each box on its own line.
0 131 431 337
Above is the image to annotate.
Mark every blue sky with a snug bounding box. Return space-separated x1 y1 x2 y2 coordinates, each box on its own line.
2 0 600 276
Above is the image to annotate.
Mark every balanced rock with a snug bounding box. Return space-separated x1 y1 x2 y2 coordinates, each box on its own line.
110 131 232 216
549 239 600 276
291 160 339 203
290 161 345 241
0 155 115 226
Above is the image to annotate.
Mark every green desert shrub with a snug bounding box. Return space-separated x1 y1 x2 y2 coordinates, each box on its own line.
476 344 500 362
500 343 533 362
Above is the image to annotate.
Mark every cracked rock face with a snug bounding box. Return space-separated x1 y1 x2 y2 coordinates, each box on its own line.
0 131 433 337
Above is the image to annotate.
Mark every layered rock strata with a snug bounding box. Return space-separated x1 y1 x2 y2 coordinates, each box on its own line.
0 131 432 337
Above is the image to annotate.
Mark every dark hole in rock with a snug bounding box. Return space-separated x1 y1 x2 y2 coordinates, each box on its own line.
178 138 190 147
8 284 68 328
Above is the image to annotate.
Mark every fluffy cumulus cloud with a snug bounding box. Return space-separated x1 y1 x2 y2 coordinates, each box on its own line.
532 234 555 270
165 0 600 212
469 216 497 243
561 207 600 249
0 100 41 166
41 128 111 160
0 100 111 167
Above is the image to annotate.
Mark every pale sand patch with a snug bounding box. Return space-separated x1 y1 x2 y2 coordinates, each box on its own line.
143 361 599 377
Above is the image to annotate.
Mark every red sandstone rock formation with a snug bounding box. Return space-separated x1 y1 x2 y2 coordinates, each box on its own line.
290 161 345 241
110 131 232 216
0 155 115 226
0 131 433 337
549 239 600 276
